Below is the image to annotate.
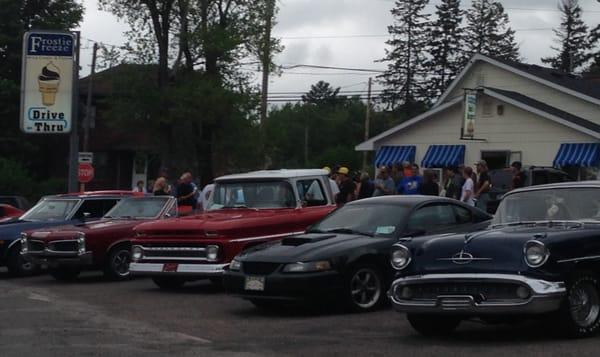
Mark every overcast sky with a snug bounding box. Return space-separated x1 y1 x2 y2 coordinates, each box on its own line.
76 0 600 98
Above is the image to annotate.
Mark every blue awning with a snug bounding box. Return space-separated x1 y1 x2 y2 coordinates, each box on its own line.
553 143 600 167
421 145 465 168
374 146 416 167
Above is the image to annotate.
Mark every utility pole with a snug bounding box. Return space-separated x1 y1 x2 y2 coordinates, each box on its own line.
67 31 81 193
80 42 98 192
260 0 275 127
362 77 372 170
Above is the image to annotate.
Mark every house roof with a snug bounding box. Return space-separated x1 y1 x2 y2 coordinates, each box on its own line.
435 54 600 108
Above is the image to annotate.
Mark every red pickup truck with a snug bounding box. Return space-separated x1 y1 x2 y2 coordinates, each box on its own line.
129 169 337 289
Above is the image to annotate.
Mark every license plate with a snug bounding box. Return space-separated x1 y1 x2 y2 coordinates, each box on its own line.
163 263 178 272
244 276 265 291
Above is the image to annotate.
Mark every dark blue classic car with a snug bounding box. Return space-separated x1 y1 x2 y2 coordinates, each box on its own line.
389 181 600 338
0 191 133 276
224 196 491 312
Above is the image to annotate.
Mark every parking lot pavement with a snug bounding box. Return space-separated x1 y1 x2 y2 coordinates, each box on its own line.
1 270 600 357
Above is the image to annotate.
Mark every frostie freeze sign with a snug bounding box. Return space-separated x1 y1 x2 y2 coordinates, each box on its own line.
20 31 75 134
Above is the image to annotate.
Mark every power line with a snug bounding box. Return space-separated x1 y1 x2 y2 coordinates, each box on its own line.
281 64 385 73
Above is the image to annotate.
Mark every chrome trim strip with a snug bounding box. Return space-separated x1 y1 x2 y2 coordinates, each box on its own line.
436 258 493 261
129 262 227 275
140 256 208 262
389 274 566 295
229 231 305 243
557 255 600 263
141 246 206 252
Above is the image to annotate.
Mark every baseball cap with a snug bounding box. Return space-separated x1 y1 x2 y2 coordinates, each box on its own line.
337 167 349 175
322 166 331 174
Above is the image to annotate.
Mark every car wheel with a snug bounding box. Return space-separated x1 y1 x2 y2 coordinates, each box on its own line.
344 264 385 312
407 314 461 336
559 274 600 338
6 245 38 277
104 246 132 281
49 267 81 282
152 277 185 290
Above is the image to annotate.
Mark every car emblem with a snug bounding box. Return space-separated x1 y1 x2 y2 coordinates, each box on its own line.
451 250 474 265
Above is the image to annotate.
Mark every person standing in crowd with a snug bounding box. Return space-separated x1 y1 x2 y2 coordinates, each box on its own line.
357 172 375 199
372 166 396 196
510 161 526 190
152 177 171 196
391 163 404 187
133 180 146 193
420 171 439 196
335 167 356 205
176 172 198 210
461 166 475 206
474 160 491 211
322 166 340 200
443 167 460 200
397 164 423 195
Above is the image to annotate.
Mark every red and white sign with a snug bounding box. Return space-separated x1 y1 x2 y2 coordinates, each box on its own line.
78 163 94 183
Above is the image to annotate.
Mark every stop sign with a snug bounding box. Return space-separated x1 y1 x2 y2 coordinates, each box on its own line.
78 163 94 183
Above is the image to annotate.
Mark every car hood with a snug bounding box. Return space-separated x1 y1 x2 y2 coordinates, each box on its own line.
0 220 76 241
405 225 600 275
134 208 296 236
238 233 391 263
25 219 144 241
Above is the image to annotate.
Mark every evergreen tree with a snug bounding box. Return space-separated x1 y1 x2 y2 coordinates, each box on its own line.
587 24 600 74
301 81 341 106
425 0 464 99
542 0 589 73
463 0 519 64
378 0 431 112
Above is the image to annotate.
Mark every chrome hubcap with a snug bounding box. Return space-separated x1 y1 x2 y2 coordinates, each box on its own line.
350 268 381 309
112 250 130 276
570 282 600 327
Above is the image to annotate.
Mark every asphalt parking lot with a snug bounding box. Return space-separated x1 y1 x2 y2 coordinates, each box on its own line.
1 270 599 357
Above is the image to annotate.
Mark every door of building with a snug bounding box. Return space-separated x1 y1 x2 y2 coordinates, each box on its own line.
481 151 510 170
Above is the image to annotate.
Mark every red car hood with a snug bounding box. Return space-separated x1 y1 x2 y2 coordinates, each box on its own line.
134 208 295 235
26 219 146 241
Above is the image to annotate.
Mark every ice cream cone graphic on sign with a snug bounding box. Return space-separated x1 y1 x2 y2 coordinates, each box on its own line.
38 62 61 106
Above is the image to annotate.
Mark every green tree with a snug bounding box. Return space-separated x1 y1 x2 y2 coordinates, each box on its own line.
379 0 431 112
542 0 589 73
463 0 519 63
425 0 464 99
301 81 341 105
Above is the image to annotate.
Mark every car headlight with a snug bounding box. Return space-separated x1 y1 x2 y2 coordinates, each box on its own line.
391 244 411 270
20 233 28 254
524 240 549 268
77 232 86 255
131 246 143 262
282 260 331 273
206 245 219 262
229 258 241 271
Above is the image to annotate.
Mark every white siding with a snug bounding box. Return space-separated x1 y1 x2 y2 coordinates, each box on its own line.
445 62 600 124
377 97 596 167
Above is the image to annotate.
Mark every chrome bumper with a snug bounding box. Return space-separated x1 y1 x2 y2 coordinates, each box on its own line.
129 262 228 276
389 274 566 315
24 250 93 266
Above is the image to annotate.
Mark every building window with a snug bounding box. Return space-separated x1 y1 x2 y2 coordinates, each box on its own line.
481 151 510 170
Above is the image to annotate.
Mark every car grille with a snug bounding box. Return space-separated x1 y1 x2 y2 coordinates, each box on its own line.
400 282 523 300
140 246 207 260
47 240 78 252
242 262 281 275
27 240 46 252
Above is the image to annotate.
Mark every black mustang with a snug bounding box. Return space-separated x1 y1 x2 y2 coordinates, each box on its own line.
389 181 600 338
223 196 491 312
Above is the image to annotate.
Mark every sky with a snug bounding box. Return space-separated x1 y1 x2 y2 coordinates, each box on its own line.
76 0 600 98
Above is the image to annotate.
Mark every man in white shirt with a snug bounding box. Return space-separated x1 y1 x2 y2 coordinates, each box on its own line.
322 166 340 198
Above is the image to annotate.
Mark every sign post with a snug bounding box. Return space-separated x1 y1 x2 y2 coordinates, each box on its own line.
462 90 477 139
78 162 94 186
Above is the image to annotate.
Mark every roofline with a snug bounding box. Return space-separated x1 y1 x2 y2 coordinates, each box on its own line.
355 97 462 151
434 54 600 108
483 88 600 139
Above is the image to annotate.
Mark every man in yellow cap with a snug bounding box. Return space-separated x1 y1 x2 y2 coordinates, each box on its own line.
322 166 340 198
336 166 355 205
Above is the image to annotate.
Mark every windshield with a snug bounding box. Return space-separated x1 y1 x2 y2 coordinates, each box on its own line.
105 197 171 219
20 199 79 221
493 188 600 225
208 181 296 210
309 203 411 238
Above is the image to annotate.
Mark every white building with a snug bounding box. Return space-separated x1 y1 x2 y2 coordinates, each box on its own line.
356 54 600 179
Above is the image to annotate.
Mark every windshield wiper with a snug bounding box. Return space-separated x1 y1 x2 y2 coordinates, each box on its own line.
491 221 539 229
323 228 374 237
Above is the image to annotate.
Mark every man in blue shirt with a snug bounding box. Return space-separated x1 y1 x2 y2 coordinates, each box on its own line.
397 164 423 195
